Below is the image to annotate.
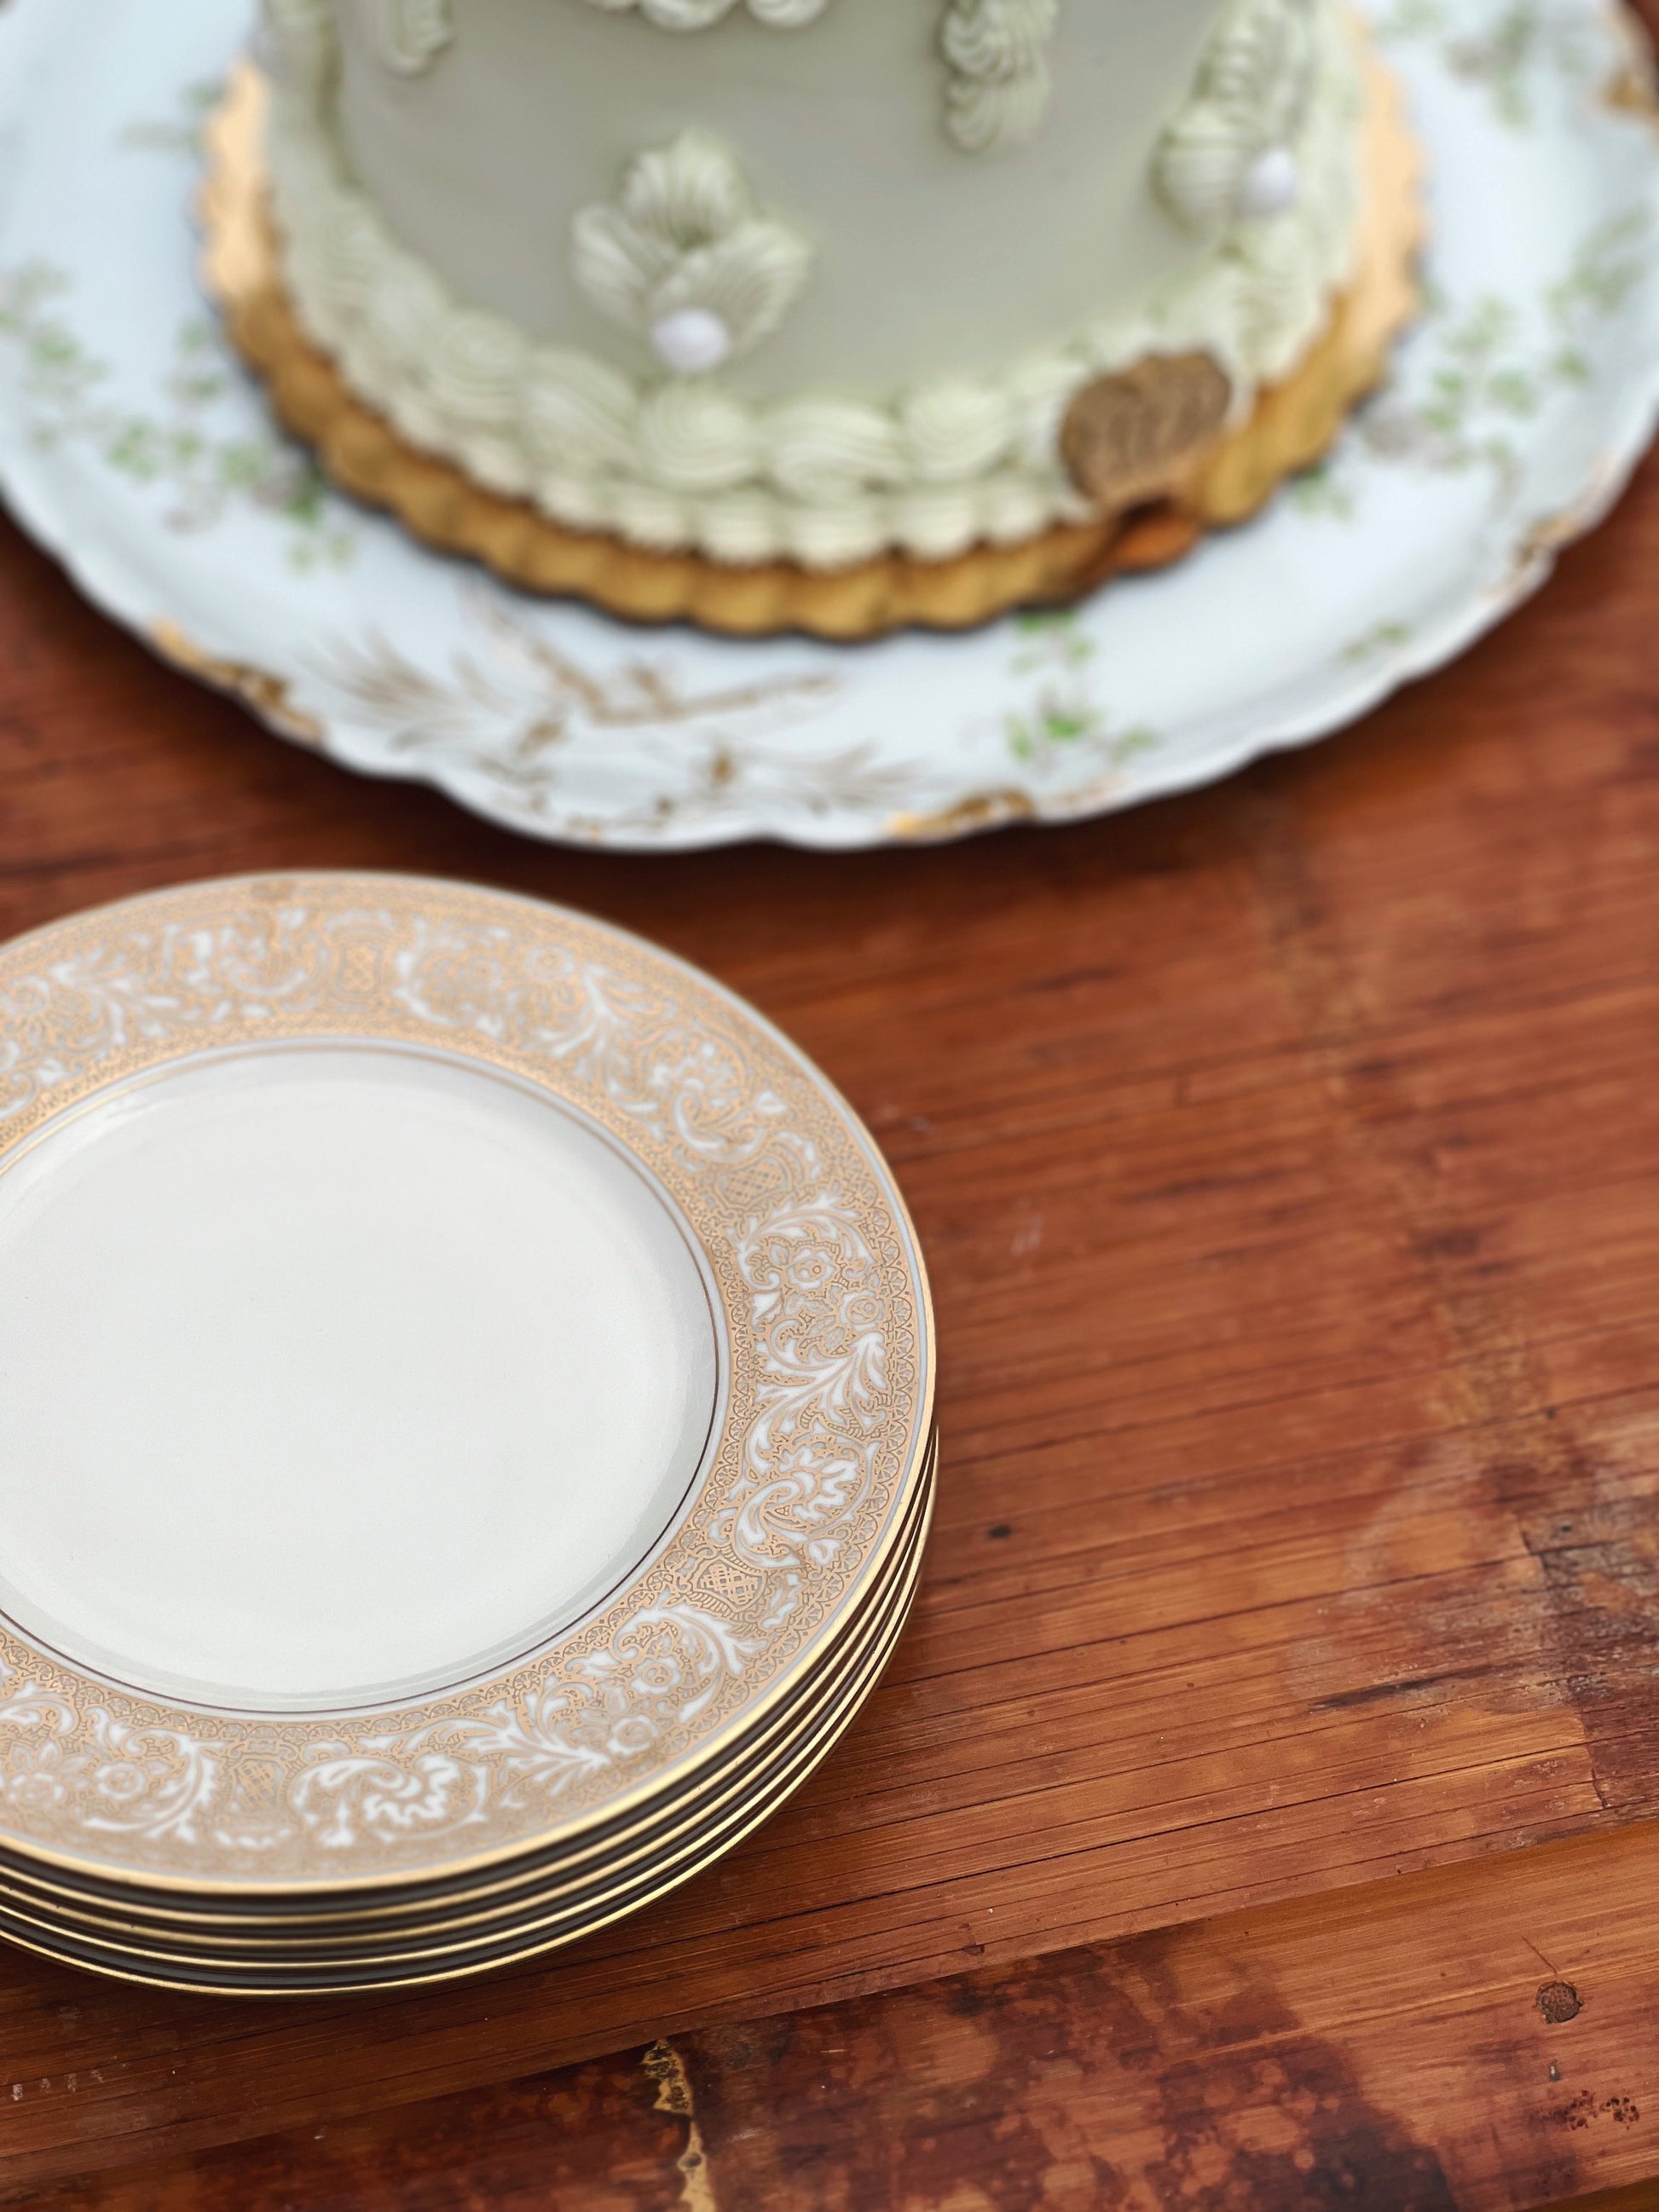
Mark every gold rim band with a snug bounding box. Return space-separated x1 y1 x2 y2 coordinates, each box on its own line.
0 1459 934 1995
0 875 936 1901
0 1440 937 1960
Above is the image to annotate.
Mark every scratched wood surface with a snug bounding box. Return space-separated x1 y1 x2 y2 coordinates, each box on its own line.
16 1820 1659 2212
8 97 1659 2197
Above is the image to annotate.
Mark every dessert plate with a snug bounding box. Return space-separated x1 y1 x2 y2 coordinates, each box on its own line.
0 876 934 1925
0 1441 935 1994
0 1432 938 1949
2 0 1657 852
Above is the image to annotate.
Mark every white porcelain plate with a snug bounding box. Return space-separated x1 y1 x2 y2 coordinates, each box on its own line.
0 1043 722 1714
0 0 1656 852
0 876 934 1892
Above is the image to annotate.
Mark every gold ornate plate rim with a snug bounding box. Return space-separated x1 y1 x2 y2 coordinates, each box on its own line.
0 1449 934 1981
0 1455 934 1999
0 1431 937 1943
0 873 934 1897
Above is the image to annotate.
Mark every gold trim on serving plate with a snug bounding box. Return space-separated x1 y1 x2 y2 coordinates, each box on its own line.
0 1518 914 1966
199 37 1425 643
0 876 935 1898
0 1450 934 1989
148 621 327 747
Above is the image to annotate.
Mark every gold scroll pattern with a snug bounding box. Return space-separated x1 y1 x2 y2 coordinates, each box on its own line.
0 878 928 1879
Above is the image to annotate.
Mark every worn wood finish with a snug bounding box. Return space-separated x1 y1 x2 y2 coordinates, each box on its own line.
9 56 1659 2181
16 1820 1659 2212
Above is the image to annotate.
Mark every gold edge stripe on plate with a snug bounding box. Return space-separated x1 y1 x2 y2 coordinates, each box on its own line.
8 1494 931 1986
0 1477 930 1974
0 873 937 1905
0 1432 937 1938
0 1458 935 1967
0 1531 916 1964
0 1489 932 1998
0 1602 902 1987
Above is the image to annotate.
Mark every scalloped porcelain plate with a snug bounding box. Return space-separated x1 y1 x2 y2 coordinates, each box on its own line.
0 875 934 1939
0 1 1657 850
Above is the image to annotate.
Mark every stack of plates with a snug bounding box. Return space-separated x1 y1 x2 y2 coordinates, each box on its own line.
0 875 934 1994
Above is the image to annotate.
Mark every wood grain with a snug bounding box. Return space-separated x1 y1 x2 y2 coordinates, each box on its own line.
15 1822 1659 2211
5 32 1659 2187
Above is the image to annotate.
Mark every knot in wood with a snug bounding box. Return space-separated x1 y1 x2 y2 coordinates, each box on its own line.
1536 1980 1581 2025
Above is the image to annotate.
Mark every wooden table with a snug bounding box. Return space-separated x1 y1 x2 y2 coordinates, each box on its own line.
9 227 1659 2212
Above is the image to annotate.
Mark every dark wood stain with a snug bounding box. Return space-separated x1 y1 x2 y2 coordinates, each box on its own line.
6 2050 691 2212
881 1945 1451 2212
40 1811 1659 2212
1539 1981 1585 2026
6 11 1659 2198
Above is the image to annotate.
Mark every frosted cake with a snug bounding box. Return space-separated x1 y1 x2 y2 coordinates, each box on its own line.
212 0 1419 634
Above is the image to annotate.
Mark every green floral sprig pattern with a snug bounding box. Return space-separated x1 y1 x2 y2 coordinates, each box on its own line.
0 71 355 570
0 263 354 570
1005 612 1159 777
1375 1 1601 128
0 0 1654 848
119 78 224 158
1299 210 1650 516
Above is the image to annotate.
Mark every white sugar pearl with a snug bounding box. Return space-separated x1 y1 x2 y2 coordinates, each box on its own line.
649 308 733 376
1239 146 1302 220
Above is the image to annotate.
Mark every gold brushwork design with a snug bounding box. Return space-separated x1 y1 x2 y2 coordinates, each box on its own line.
149 621 326 745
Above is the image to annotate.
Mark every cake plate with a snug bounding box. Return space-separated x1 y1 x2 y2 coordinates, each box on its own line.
1 0 1657 854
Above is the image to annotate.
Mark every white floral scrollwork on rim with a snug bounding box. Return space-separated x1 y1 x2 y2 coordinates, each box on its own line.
288 1603 765 1850
941 0 1060 157
0 884 926 1873
0 1673 223 1847
718 1192 889 1633
572 131 812 378
367 0 455 76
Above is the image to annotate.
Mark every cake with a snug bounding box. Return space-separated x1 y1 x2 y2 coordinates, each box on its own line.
217 0 1420 636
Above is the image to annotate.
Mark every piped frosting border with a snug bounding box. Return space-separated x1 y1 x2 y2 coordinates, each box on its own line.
259 0 1364 571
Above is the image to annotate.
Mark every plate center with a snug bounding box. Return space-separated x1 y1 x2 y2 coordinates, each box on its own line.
0 1044 721 1712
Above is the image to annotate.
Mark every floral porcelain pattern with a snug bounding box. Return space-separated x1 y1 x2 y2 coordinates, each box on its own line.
0 0 1655 852
0 879 931 1879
